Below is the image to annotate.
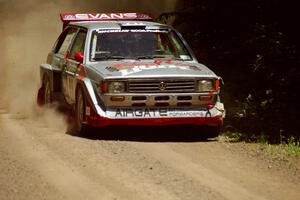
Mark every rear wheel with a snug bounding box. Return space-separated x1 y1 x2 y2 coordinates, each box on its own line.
44 79 52 106
75 87 89 136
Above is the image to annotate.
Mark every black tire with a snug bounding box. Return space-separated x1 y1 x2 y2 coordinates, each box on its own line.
75 87 89 136
43 78 52 107
203 126 221 139
190 125 220 140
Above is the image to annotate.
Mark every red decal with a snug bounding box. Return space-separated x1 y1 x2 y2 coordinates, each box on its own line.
165 59 172 64
111 61 190 73
60 13 152 22
154 59 162 65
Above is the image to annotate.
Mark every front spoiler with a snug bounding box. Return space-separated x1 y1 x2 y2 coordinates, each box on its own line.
84 114 223 127
84 105 224 128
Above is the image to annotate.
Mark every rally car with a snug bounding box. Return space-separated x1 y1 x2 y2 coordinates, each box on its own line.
37 13 225 137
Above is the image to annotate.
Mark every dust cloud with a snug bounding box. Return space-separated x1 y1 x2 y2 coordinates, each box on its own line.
0 0 178 127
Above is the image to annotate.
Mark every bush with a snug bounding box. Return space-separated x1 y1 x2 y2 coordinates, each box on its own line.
158 0 300 143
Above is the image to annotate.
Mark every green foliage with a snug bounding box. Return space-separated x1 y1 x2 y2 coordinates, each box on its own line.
262 137 300 159
221 131 245 142
158 0 300 143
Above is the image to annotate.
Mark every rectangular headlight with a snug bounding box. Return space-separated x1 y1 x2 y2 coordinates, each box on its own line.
107 81 126 93
197 80 213 92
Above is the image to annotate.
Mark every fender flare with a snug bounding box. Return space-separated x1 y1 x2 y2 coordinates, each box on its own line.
40 63 63 92
37 64 53 106
75 78 105 117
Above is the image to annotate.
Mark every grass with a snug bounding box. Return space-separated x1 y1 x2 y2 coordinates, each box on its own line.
221 132 300 159
262 139 300 159
221 131 248 142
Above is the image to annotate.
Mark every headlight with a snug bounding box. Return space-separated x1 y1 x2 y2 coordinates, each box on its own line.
197 80 213 92
107 82 126 93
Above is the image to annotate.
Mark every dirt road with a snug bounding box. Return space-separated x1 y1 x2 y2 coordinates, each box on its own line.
0 107 299 200
0 2 299 198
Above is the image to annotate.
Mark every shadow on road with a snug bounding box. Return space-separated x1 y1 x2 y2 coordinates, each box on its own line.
58 105 217 143
68 125 218 143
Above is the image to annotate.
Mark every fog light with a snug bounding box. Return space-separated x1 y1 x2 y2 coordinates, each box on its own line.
111 96 125 102
199 95 212 101
207 104 214 109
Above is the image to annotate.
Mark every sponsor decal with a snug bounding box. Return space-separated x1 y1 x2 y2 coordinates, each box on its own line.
115 108 167 118
61 13 152 21
105 61 200 75
96 29 168 34
110 107 210 118
105 66 119 72
63 15 76 20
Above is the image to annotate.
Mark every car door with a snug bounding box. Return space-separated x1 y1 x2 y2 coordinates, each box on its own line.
51 27 78 71
49 27 78 102
64 29 87 104
44 27 77 100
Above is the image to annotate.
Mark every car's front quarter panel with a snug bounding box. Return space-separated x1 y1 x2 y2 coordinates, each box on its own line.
80 60 225 127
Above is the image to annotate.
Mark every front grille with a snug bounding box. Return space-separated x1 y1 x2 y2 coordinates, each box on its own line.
128 79 195 93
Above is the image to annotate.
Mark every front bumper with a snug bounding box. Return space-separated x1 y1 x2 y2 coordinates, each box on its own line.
84 105 224 128
80 78 225 128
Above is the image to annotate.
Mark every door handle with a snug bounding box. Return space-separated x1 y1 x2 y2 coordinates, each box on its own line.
65 71 75 76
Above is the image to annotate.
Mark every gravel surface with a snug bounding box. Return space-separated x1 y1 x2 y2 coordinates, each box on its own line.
1 1 299 199
1 111 299 200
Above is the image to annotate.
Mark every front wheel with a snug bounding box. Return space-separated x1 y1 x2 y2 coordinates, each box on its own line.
190 125 221 139
203 126 221 139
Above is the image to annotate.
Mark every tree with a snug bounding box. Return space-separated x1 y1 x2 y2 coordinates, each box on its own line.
159 0 300 142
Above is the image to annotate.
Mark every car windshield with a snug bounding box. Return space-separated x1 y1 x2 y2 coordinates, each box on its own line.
90 29 192 61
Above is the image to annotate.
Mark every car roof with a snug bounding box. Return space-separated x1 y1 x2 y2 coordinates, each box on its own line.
69 20 170 30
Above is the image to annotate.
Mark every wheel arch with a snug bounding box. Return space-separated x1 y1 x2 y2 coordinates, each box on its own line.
74 78 101 116
75 81 85 101
40 64 62 93
40 64 54 91
37 64 53 106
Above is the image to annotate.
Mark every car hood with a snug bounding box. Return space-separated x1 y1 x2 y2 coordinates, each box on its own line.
89 59 217 79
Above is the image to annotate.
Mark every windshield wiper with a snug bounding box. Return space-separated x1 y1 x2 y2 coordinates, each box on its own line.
135 55 190 61
94 55 126 61
135 55 170 60
174 57 184 61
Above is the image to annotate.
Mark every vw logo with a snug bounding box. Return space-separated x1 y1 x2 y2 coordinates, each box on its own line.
158 82 167 91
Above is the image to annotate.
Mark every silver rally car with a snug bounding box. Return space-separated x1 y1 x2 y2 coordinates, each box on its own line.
37 13 225 137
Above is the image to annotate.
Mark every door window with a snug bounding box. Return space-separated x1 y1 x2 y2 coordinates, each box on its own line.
70 30 87 60
56 27 77 55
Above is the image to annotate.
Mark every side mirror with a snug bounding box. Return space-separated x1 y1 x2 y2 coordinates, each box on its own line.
74 52 84 63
